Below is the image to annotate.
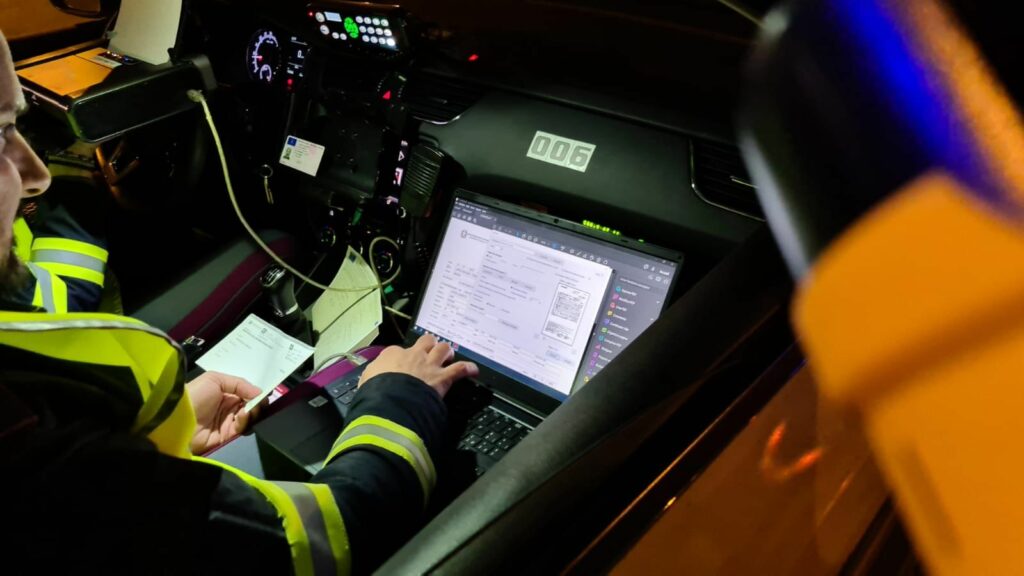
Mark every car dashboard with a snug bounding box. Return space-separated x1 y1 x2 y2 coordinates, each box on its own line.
181 0 763 281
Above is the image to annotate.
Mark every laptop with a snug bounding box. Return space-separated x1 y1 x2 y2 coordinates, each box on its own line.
255 189 683 477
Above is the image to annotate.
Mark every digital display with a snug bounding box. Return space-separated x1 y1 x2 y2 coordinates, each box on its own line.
325 12 342 22
285 36 309 87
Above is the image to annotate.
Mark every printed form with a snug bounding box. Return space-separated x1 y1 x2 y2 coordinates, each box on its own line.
196 314 314 411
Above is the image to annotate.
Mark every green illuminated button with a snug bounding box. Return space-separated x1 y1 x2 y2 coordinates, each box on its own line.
344 17 359 38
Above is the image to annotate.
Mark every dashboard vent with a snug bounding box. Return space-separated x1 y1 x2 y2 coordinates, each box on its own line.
690 138 764 220
404 75 484 125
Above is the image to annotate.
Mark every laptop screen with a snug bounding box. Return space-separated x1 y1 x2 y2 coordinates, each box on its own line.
412 194 680 403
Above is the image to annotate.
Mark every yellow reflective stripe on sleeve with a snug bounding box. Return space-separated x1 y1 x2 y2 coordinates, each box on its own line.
326 415 436 505
34 261 105 286
307 483 351 576
276 482 351 576
26 263 68 314
31 237 109 263
193 457 351 576
330 435 431 503
194 458 315 576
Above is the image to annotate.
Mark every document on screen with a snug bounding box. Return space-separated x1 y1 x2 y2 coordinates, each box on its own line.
417 218 612 394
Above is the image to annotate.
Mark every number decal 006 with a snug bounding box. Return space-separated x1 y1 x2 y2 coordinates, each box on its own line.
526 131 596 173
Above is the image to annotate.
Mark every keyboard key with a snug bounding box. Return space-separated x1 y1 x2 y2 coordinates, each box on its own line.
502 426 521 438
486 446 504 458
477 441 495 453
327 385 346 398
483 430 502 443
496 437 513 451
339 391 357 404
464 435 482 447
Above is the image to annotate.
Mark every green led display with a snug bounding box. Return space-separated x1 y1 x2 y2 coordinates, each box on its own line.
581 219 622 236
344 17 359 38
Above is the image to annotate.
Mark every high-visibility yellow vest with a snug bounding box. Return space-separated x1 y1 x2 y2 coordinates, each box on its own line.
0 311 435 576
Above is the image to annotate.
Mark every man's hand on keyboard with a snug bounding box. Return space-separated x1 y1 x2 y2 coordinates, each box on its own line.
360 334 479 398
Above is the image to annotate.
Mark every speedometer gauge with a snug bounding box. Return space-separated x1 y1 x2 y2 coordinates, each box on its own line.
247 30 281 83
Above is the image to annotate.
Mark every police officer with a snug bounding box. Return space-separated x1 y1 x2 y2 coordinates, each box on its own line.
0 31 479 575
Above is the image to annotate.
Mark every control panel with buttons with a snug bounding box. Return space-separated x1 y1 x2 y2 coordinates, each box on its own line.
307 3 406 55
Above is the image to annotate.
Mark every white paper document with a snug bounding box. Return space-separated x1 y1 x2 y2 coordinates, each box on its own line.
309 248 383 369
196 314 314 411
108 0 184 65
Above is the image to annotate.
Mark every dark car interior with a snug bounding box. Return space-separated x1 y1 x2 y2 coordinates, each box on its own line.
7 0 959 572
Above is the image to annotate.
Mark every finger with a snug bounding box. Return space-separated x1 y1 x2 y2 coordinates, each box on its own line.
234 406 251 434
412 334 438 353
217 375 263 400
428 341 453 365
442 361 479 382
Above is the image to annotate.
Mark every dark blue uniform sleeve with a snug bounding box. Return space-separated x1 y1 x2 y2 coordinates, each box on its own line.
311 372 447 574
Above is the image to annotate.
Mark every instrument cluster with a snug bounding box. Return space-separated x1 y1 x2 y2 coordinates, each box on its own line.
245 29 310 91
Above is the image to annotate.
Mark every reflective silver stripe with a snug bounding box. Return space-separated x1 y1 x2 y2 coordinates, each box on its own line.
333 423 435 490
25 263 55 313
275 482 337 576
31 249 106 273
0 317 173 341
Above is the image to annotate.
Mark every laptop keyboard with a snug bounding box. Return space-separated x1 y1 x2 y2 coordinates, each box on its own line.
323 370 532 475
458 407 531 472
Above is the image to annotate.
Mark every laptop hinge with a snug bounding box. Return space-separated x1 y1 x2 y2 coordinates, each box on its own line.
491 393 546 427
